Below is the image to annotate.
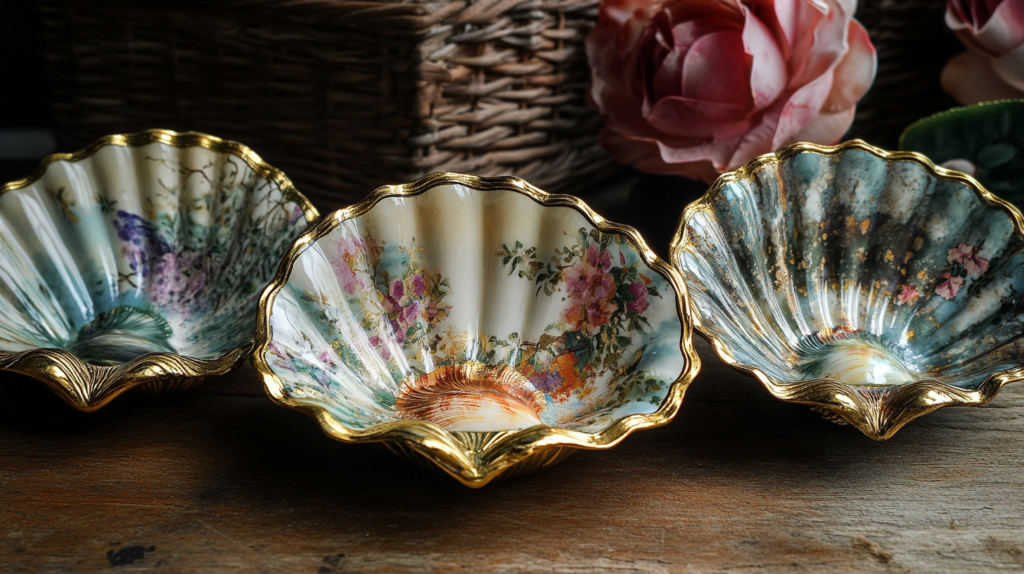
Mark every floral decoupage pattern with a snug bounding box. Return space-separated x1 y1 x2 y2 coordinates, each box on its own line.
0 143 312 364
264 189 685 434
676 145 1024 392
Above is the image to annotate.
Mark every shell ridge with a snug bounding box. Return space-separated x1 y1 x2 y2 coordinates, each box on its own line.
0 211 73 347
691 196 797 368
761 164 810 346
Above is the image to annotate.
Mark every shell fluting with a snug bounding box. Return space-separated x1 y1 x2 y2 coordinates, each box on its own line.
396 362 547 432
797 328 920 387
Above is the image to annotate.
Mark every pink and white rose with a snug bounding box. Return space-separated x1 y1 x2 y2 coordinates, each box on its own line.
586 0 877 181
943 0 1024 104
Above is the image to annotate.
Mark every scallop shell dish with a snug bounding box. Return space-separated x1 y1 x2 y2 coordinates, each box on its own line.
0 131 316 409
674 141 1024 439
256 175 695 485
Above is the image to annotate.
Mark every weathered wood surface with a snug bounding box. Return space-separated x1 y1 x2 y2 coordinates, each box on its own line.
2 336 1023 573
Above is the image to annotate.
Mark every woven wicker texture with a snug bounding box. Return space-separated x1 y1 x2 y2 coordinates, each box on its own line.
850 0 963 149
39 0 613 209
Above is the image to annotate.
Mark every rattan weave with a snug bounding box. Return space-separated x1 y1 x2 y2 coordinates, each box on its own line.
39 0 613 208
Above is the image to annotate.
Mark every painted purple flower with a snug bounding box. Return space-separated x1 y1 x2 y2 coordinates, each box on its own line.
626 280 649 313
531 370 564 392
113 211 150 244
391 279 405 301
409 273 426 297
149 252 186 306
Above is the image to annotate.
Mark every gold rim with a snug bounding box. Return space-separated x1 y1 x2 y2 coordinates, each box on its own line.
252 171 701 488
670 139 1024 441
0 129 321 411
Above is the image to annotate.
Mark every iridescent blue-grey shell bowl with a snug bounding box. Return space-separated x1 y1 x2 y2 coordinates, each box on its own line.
671 139 1024 440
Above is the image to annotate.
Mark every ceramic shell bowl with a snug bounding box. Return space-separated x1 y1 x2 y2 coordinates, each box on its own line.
253 173 699 487
672 140 1024 440
0 130 319 410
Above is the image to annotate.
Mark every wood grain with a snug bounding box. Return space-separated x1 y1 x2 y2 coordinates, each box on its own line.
2 338 1023 573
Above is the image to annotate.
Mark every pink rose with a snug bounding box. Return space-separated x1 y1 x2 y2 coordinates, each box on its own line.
586 0 877 181
943 0 1024 104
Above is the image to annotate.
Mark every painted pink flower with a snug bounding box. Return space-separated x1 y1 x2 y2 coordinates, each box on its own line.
586 244 612 273
318 351 336 368
337 263 364 295
368 335 393 360
423 298 451 323
896 285 920 306
947 243 990 276
335 236 371 295
408 273 426 297
626 280 650 313
943 0 1024 104
586 0 877 181
400 299 423 327
564 244 614 301
382 279 405 315
586 298 619 329
936 272 965 300
564 261 591 299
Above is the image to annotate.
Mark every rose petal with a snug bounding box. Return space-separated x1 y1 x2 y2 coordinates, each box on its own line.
742 5 788 110
601 129 723 181
822 19 876 112
771 70 834 149
681 30 751 106
663 0 744 27
947 0 1024 55
771 0 809 60
655 130 746 172
789 0 854 87
786 105 855 145
645 96 750 138
941 51 1024 104
992 42 1024 90
651 47 686 101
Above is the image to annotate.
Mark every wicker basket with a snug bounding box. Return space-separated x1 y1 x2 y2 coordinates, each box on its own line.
38 0 613 209
850 0 964 149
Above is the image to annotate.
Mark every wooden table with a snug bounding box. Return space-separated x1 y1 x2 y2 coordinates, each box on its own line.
3 334 1023 573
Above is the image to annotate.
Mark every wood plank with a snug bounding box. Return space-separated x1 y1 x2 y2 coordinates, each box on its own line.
2 339 1023 572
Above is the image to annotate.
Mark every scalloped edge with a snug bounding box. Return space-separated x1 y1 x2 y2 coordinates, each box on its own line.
252 172 702 488
0 129 321 411
670 139 1024 441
